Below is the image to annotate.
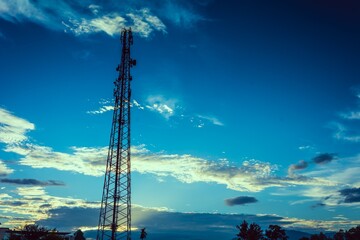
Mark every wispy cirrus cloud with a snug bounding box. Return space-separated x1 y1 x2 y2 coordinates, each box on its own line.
86 105 113 115
331 91 360 142
197 115 224 126
0 0 166 37
331 122 360 143
62 8 166 37
0 0 208 38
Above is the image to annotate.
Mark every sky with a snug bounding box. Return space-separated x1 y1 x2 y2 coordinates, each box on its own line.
0 0 360 239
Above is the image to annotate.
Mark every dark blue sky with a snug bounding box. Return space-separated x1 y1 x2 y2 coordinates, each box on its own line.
0 0 360 238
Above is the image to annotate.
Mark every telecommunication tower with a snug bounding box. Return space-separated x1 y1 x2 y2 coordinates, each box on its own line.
97 28 136 240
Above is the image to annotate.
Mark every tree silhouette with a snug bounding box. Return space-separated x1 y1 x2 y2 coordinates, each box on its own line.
236 220 263 240
309 232 329 240
265 225 288 240
140 228 147 239
248 223 264 240
345 225 360 240
333 229 345 240
22 224 52 240
74 229 86 240
236 220 249 240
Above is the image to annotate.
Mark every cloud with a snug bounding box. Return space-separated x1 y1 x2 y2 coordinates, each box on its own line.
0 186 99 228
86 105 113 114
0 160 13 176
332 122 360 142
0 178 65 186
0 108 35 144
339 188 360 203
160 0 207 27
145 95 176 119
197 115 224 126
288 160 308 175
312 153 337 165
34 204 360 235
5 144 107 176
0 1 166 38
225 196 258 206
341 111 360 120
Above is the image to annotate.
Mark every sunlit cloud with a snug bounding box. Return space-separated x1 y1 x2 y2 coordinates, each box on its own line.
32 203 360 234
145 95 176 119
86 105 113 115
0 160 13 176
0 186 99 228
0 108 35 144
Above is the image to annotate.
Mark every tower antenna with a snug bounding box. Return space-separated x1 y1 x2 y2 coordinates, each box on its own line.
97 28 136 240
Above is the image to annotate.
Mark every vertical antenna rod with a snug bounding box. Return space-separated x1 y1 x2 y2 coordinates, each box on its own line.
97 28 136 240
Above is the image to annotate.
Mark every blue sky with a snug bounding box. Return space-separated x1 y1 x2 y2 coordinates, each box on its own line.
0 0 360 239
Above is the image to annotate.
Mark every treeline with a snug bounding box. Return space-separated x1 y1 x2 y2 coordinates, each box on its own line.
8 224 85 240
235 220 360 240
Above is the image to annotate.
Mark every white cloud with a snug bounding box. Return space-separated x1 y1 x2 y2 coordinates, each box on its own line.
0 160 13 176
145 95 176 119
133 99 144 110
0 0 46 23
86 105 114 114
0 186 99 228
0 108 35 144
0 1 166 38
5 144 107 177
197 115 224 126
5 141 339 192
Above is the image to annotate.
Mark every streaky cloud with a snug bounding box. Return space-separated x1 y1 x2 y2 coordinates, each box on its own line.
0 178 65 186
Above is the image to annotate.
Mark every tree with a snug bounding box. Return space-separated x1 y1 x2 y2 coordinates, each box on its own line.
265 225 288 240
333 229 345 240
310 232 329 240
236 220 249 240
74 229 86 240
140 228 147 240
8 233 22 240
43 232 64 240
22 224 51 240
236 220 263 240
248 222 264 240
345 225 360 240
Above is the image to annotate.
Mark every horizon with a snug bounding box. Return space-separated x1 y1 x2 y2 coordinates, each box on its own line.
0 0 360 239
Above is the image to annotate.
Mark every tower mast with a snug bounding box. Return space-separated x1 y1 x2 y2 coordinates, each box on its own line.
97 28 136 240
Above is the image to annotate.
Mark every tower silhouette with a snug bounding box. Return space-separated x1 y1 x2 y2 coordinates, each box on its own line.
97 28 136 240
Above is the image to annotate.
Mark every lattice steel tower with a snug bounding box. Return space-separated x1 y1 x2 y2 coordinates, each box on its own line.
97 28 136 240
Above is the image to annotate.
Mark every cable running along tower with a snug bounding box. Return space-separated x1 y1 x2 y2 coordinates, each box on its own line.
97 28 136 240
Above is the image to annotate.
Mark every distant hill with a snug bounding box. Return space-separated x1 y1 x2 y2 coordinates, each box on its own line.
84 229 315 240
285 229 311 240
